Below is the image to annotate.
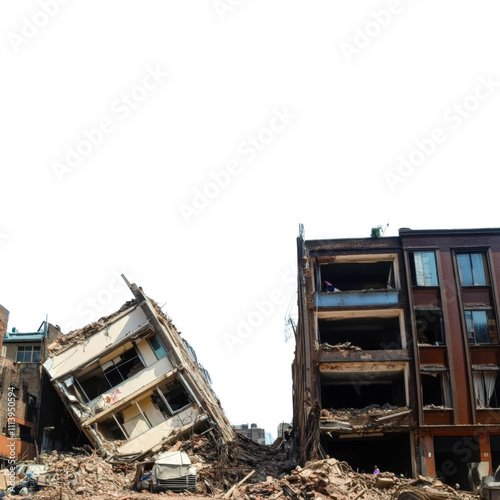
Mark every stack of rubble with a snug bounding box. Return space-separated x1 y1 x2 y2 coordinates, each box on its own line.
320 342 362 352
230 458 479 500
320 404 413 430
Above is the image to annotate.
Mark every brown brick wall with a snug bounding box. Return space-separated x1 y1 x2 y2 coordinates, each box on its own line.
0 305 9 355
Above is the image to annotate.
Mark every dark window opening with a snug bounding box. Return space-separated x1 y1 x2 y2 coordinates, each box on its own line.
466 310 497 344
318 316 402 350
19 424 33 442
416 310 445 345
421 372 451 407
434 435 480 491
490 436 500 474
320 433 412 477
99 415 127 440
319 261 395 292
409 252 439 287
473 371 500 408
152 380 192 418
457 252 489 287
76 346 145 402
320 371 406 409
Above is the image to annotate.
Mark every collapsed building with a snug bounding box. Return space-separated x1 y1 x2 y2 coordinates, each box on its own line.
42 277 234 460
293 226 500 490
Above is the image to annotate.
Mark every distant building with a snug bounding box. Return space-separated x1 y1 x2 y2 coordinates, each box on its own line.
233 423 266 444
277 422 291 439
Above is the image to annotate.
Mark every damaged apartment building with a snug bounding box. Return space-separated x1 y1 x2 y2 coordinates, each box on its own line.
43 277 234 460
293 226 500 489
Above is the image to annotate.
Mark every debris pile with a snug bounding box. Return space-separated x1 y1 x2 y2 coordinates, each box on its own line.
229 459 479 500
320 342 362 352
320 404 414 430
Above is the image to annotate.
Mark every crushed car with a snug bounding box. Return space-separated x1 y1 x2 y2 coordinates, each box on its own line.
133 450 197 492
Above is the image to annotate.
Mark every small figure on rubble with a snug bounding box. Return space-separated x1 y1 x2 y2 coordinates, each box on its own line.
373 465 380 476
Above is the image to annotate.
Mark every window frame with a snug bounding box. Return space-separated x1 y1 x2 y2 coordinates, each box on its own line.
16 345 41 363
465 309 497 345
457 252 490 287
409 251 439 287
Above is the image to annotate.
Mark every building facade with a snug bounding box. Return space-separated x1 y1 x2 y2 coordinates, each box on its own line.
43 278 234 460
293 226 500 489
0 306 68 464
234 424 266 444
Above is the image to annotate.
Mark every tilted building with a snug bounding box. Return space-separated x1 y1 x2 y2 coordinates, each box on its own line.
293 226 500 489
43 278 234 460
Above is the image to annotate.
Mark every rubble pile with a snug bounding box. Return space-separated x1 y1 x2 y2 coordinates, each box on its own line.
47 300 138 354
321 404 413 429
230 459 479 500
1 450 143 500
320 342 362 352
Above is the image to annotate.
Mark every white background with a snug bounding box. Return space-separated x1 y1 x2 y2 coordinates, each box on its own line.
1 0 500 441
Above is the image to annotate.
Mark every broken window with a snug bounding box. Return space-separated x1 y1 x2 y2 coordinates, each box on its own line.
148 336 167 360
457 252 489 286
16 345 41 363
421 371 451 407
465 310 497 344
320 370 406 409
473 371 500 408
102 348 145 387
76 346 145 402
152 380 192 418
319 261 395 292
318 316 402 350
99 415 128 440
409 251 438 287
415 309 445 345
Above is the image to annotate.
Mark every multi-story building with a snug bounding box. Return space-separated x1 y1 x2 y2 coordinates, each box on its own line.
293 226 500 489
234 423 266 444
0 305 74 464
43 277 234 459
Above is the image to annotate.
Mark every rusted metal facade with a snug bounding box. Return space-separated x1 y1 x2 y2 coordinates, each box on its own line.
293 227 500 489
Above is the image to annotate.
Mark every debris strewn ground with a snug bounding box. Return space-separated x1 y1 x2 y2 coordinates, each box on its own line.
1 433 480 500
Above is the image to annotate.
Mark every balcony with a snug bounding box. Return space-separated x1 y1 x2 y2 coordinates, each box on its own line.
315 289 399 308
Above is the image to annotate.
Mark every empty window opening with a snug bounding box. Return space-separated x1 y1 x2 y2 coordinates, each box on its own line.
421 372 451 407
409 252 439 287
416 310 445 345
320 371 406 409
473 371 500 408
490 436 500 473
466 310 498 344
319 261 395 292
152 380 192 418
16 345 41 363
99 415 128 440
76 346 145 402
318 316 402 350
320 433 412 477
457 252 489 286
434 435 480 491
19 424 33 442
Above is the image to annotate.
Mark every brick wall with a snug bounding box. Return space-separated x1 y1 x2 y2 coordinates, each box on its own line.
0 305 9 355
